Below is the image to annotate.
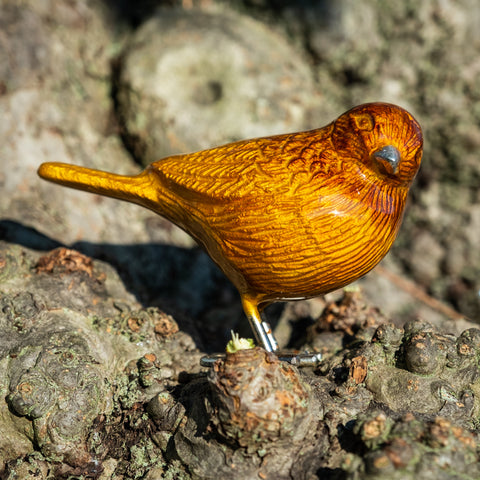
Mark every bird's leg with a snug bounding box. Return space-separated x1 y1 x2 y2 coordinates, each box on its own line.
240 298 323 367
241 297 278 352
200 297 322 367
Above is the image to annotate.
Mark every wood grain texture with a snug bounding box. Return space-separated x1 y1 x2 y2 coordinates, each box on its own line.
38 102 423 333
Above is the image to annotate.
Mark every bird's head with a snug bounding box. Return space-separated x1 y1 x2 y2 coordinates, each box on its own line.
332 103 423 186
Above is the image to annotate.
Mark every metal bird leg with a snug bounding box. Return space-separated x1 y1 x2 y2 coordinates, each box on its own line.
200 297 322 368
241 297 278 352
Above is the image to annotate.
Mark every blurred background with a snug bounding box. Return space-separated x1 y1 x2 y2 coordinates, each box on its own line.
1 0 479 350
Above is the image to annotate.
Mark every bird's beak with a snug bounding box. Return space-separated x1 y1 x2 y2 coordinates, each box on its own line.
372 145 400 175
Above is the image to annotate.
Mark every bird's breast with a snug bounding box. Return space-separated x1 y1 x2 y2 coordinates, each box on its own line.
205 178 407 303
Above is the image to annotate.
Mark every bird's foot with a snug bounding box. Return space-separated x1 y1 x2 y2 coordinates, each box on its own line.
200 350 322 368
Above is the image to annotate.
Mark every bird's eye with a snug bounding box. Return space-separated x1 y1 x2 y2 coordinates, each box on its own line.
371 145 400 175
352 112 375 132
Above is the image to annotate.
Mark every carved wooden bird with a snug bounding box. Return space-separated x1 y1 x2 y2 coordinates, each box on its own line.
38 103 423 353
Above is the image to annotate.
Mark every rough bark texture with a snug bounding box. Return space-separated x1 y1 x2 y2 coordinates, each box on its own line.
1 0 480 478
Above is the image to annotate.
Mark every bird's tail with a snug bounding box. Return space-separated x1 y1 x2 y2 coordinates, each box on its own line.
37 162 157 209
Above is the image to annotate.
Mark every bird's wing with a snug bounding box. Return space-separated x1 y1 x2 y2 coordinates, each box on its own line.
151 129 333 202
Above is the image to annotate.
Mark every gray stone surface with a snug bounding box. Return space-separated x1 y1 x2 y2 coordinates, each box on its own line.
116 6 322 164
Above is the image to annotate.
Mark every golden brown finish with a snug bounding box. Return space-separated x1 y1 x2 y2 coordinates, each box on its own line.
38 103 423 352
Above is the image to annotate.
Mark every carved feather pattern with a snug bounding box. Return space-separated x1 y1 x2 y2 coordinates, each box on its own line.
38 103 423 307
